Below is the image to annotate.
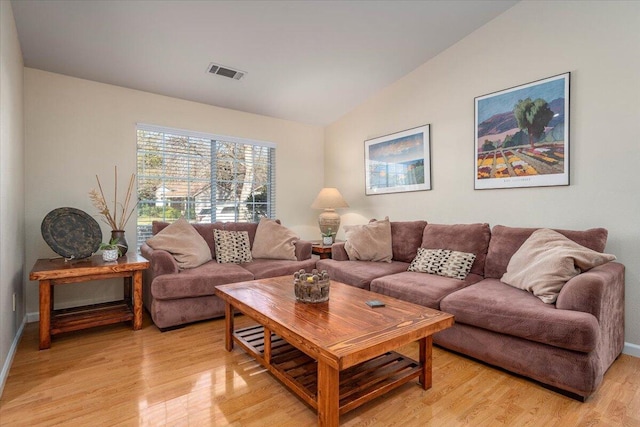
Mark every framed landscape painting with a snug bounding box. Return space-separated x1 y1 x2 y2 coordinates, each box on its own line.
365 124 431 195
474 72 570 190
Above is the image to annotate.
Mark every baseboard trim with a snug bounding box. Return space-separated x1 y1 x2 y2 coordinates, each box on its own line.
623 342 640 358
0 315 26 397
26 311 38 323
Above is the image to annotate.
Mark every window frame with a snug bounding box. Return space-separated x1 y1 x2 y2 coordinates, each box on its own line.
136 123 276 249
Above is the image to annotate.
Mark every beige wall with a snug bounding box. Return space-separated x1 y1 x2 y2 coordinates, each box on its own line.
24 68 324 316
0 0 26 392
325 1 640 349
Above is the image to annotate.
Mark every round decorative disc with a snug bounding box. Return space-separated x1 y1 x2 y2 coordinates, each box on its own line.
41 207 102 259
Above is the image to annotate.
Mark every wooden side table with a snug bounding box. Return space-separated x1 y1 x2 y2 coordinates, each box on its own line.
29 253 149 350
311 241 338 259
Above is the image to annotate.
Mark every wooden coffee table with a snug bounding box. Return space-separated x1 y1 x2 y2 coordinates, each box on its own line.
215 276 454 426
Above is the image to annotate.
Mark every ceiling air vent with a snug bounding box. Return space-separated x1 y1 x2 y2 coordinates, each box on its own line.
207 62 246 80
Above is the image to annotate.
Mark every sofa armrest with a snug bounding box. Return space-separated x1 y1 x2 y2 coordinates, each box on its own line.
556 261 625 320
295 240 312 260
140 243 179 279
331 242 349 261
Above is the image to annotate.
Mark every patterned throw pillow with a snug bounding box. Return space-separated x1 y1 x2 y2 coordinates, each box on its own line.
438 250 477 280
408 248 448 274
213 229 253 264
408 248 476 280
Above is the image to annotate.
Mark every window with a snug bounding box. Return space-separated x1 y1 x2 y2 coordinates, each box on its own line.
136 124 276 248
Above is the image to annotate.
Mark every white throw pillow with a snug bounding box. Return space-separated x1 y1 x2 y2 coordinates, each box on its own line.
501 228 616 303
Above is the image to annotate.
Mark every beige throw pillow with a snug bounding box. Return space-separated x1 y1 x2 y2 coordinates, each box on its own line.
501 228 616 304
344 217 393 262
251 218 298 260
146 217 212 269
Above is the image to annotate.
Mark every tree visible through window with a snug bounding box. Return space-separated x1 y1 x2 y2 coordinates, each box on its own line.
136 124 275 248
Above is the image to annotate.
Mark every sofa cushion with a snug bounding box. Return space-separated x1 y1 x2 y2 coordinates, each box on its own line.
387 220 428 262
146 218 212 269
501 228 616 304
150 261 254 300
439 279 599 353
370 271 483 309
421 223 490 276
214 229 253 264
485 225 609 279
344 218 393 262
192 222 225 257
408 248 476 280
223 222 260 247
241 258 317 280
251 218 298 260
316 259 410 290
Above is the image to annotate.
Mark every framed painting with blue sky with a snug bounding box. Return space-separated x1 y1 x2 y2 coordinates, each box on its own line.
475 72 570 189
365 124 431 195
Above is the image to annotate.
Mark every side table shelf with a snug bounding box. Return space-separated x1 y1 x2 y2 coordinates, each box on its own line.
50 300 134 335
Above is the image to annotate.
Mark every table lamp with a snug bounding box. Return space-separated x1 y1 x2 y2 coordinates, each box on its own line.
310 187 349 242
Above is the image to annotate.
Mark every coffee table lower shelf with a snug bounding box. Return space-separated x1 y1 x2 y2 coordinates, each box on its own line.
234 325 422 415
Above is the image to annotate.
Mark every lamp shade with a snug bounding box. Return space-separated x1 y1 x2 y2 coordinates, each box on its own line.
310 188 349 210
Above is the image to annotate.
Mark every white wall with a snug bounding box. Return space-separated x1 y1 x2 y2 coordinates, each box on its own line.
325 1 640 347
0 0 26 393
24 69 324 317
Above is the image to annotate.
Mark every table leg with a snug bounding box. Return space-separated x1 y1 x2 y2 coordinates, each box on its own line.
132 271 143 330
124 276 132 302
317 360 339 427
264 327 272 364
39 280 51 350
419 335 433 390
224 303 234 351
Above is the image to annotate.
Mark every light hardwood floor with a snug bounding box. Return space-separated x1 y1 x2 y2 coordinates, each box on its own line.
1 313 639 426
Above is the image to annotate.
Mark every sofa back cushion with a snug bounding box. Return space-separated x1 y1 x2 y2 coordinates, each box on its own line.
484 225 609 279
223 222 260 247
390 220 429 262
420 223 491 276
371 219 427 262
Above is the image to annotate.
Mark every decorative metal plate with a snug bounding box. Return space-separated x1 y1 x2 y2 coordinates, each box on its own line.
41 207 102 259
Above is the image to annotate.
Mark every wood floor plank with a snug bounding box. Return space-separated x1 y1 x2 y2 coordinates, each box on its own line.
1 312 639 426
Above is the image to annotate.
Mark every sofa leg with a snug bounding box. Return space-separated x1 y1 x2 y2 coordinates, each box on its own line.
158 324 187 332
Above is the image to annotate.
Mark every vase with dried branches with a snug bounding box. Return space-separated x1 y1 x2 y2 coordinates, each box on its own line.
89 166 137 257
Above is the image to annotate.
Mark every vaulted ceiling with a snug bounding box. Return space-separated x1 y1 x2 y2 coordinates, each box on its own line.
11 0 518 125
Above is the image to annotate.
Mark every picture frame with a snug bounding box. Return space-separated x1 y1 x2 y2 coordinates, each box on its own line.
365 125 431 195
474 72 570 190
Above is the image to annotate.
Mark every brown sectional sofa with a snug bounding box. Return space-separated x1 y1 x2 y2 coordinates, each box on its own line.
141 221 316 329
317 221 625 400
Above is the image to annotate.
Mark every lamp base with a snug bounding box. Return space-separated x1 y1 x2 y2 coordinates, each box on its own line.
318 209 340 242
